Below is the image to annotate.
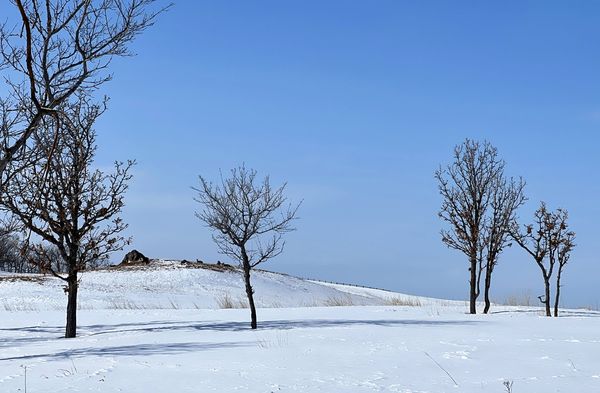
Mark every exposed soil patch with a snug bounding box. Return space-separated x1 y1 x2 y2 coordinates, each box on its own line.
180 260 238 272
105 259 239 273
0 275 47 284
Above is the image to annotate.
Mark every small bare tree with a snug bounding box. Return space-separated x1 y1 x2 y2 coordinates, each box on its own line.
194 166 300 329
511 203 575 317
0 96 133 337
436 140 509 314
0 0 167 176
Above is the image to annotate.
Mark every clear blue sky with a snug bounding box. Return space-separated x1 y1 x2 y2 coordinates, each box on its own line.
3 1 599 307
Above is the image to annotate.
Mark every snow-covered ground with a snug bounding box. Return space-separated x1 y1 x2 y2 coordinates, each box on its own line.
1 262 599 392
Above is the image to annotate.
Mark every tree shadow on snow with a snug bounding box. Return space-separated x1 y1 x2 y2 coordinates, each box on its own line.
0 318 479 349
0 341 250 362
81 318 481 337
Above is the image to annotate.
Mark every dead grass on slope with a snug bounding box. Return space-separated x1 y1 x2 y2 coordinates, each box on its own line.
384 297 423 307
0 275 46 284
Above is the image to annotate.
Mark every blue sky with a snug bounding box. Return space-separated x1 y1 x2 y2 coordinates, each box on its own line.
2 1 599 307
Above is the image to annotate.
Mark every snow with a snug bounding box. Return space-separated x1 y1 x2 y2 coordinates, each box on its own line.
1 262 599 392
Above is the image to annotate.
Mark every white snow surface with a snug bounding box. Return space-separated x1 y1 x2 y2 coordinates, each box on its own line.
1 261 599 392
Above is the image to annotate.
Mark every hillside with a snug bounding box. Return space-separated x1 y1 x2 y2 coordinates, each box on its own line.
0 260 445 312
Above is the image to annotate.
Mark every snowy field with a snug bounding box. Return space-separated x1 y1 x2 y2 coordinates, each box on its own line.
1 263 599 392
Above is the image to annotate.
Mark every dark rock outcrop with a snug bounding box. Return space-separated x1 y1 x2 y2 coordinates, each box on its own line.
120 250 149 265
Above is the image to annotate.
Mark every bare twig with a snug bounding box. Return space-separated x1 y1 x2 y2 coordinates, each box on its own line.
424 352 459 387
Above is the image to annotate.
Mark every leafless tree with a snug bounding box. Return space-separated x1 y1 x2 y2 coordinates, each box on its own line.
0 96 133 337
194 166 300 329
436 139 512 314
511 203 575 317
481 176 526 313
0 0 167 177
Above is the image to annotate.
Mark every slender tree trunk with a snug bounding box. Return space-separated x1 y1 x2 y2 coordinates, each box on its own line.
65 272 78 338
242 265 257 329
554 269 563 317
483 266 493 314
543 277 551 317
241 248 257 329
469 256 477 314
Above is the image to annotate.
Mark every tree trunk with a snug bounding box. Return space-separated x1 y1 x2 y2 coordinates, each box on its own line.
65 272 78 338
543 277 551 317
242 264 257 329
240 248 257 329
469 256 477 314
554 269 562 317
483 266 492 314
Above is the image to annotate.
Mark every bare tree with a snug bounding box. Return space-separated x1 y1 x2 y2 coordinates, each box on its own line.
482 176 526 313
194 166 300 329
0 0 167 177
436 140 507 314
511 203 575 317
0 96 133 337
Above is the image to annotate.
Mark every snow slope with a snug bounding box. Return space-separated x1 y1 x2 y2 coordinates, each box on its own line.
0 260 441 312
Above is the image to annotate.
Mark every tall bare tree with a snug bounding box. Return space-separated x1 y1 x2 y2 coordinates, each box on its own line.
482 176 526 313
511 203 575 317
436 139 508 314
194 166 300 329
0 0 167 177
0 96 133 337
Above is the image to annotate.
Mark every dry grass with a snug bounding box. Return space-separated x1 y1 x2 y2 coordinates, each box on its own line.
107 298 183 310
215 293 249 309
322 295 355 307
502 291 533 307
300 299 320 307
109 299 148 310
257 332 289 349
384 297 423 307
583 303 600 312
0 275 46 284
269 300 284 308
2 300 39 312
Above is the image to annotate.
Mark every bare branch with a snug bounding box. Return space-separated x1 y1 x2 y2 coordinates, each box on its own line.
0 0 170 177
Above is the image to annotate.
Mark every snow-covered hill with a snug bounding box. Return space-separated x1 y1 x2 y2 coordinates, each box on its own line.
0 260 448 312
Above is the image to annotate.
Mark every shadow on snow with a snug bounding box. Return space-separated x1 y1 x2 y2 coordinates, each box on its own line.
0 341 249 362
0 318 479 358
